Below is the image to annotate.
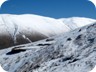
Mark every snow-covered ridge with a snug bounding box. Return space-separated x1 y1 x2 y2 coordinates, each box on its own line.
0 14 95 49
58 17 96 30
0 20 96 72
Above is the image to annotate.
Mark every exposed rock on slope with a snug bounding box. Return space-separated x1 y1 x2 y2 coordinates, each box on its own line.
0 22 96 72
0 14 95 49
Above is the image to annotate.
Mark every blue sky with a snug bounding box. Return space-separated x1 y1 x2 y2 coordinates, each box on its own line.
0 0 96 19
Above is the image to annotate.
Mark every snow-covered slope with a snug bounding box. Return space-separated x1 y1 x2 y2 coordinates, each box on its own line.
0 22 96 72
0 14 95 49
59 17 96 30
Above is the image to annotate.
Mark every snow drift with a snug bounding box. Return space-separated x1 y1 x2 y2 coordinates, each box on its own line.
0 14 95 49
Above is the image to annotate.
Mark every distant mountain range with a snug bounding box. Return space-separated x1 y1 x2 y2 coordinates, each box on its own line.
0 14 95 49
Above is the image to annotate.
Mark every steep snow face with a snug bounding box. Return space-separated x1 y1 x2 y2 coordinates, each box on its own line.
0 14 95 49
0 22 96 72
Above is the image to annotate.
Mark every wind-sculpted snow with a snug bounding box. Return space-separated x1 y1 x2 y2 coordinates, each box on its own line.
0 14 95 49
0 22 96 72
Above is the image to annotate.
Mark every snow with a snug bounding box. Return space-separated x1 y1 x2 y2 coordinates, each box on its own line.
0 20 96 72
22 35 32 43
0 14 95 49
59 17 96 30
90 66 96 72
0 14 96 72
1 14 70 37
0 65 6 72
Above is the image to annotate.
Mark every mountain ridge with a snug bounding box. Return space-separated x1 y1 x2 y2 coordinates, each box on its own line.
0 14 95 49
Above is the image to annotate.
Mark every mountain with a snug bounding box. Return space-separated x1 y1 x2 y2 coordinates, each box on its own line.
0 21 96 72
59 17 96 30
0 14 95 49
